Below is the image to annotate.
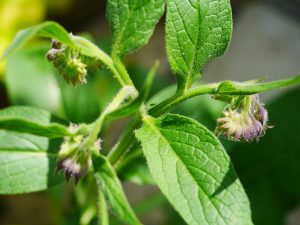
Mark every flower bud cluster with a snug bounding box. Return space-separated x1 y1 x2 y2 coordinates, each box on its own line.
56 124 101 184
216 94 270 142
46 38 102 86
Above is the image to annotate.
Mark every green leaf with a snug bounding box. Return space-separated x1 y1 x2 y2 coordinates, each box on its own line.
216 75 300 95
0 106 71 138
92 153 141 225
107 0 165 56
2 21 74 59
166 0 232 90
0 131 64 194
136 114 252 225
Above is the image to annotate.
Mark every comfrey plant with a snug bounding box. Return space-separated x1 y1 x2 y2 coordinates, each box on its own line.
1 1 300 224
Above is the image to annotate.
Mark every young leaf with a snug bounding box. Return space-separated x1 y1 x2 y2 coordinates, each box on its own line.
2 21 74 59
216 75 300 95
136 114 253 225
92 153 141 225
0 106 71 138
107 0 165 56
0 131 63 194
166 0 232 91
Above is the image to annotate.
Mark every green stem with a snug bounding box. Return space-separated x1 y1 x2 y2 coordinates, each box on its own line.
97 190 109 225
72 36 132 87
115 146 142 172
83 86 137 150
80 205 96 225
112 55 134 87
109 75 300 166
108 116 141 165
108 83 219 165
148 83 219 117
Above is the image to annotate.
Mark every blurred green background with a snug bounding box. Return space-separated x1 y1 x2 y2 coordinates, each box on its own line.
1 0 300 225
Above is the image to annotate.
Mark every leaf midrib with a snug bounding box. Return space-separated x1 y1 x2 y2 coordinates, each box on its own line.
112 0 139 55
144 116 228 225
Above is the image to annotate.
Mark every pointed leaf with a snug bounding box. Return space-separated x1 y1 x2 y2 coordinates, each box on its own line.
107 0 165 56
136 114 252 225
2 21 74 59
0 106 71 138
92 153 141 225
166 0 232 90
216 75 300 95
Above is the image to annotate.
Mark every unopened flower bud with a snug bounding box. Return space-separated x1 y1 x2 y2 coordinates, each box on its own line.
63 58 87 86
56 124 102 184
57 158 89 184
80 55 103 71
46 36 104 86
56 134 89 184
51 39 63 49
216 94 270 142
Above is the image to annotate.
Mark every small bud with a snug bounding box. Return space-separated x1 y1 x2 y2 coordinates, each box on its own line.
51 39 63 49
95 138 103 151
63 58 87 86
216 94 270 142
56 153 91 184
80 55 103 71
46 37 104 86
56 133 90 184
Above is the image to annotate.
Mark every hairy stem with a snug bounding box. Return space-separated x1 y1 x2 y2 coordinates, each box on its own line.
108 74 300 166
97 190 109 225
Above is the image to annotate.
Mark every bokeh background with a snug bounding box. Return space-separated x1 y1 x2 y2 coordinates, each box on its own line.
1 0 300 224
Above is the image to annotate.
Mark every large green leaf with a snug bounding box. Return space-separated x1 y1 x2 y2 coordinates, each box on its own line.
107 0 165 56
2 21 74 59
0 106 70 138
92 153 141 225
0 131 63 194
136 114 252 225
166 0 232 90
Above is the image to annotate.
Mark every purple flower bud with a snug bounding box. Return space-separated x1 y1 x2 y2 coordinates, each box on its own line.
216 94 270 142
56 133 90 184
56 157 90 184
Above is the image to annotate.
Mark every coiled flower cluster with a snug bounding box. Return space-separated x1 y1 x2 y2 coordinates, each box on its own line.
56 124 101 184
46 38 102 86
216 95 270 142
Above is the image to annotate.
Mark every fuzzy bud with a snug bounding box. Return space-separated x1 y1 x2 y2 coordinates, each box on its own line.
51 39 63 49
216 94 270 142
55 124 101 184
